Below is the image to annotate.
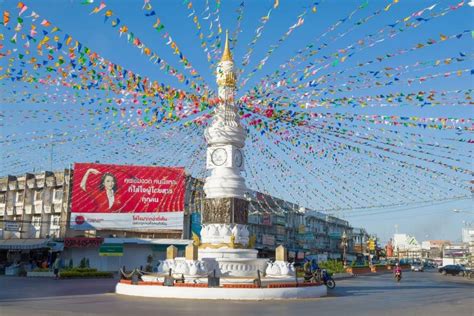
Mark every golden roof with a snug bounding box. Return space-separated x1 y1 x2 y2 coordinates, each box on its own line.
220 30 233 62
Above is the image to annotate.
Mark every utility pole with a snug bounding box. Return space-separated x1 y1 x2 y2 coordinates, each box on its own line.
341 230 348 267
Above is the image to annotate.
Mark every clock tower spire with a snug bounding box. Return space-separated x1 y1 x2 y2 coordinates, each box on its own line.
201 30 250 249
221 30 233 62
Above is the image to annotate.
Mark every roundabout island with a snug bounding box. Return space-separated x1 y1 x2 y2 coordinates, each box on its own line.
115 245 327 300
115 32 327 301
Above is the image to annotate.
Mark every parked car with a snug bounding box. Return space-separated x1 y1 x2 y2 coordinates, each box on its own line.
411 263 424 272
438 265 464 276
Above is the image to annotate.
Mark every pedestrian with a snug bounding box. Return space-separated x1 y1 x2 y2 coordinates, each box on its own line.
53 257 61 279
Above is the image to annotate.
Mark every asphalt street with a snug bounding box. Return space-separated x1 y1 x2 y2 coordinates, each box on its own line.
0 271 472 316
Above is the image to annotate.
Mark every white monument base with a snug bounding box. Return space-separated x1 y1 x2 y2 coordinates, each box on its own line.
116 282 327 300
198 248 268 277
141 275 298 284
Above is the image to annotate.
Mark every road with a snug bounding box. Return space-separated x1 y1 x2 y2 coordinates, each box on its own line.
0 271 472 316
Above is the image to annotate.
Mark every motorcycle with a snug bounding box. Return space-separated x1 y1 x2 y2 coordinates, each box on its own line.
321 269 336 289
303 269 336 289
394 271 402 282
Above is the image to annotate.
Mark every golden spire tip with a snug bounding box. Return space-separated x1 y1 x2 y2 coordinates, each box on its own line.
221 29 233 62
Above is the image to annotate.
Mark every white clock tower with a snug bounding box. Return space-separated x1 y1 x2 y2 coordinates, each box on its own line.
199 31 252 251
204 31 247 199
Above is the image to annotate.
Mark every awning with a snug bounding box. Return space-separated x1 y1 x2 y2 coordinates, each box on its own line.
0 239 50 250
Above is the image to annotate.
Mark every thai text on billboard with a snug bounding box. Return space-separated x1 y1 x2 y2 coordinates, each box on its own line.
70 163 185 230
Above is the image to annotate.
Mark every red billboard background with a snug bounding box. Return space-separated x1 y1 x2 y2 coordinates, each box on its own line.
71 163 186 214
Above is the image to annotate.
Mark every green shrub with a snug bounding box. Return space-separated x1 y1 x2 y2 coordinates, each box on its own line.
79 258 87 268
60 271 113 279
319 260 345 274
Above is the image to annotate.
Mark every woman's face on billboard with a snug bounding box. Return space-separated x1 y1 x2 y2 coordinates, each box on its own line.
103 175 115 190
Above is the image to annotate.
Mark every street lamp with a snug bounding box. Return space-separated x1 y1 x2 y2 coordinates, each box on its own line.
340 230 348 268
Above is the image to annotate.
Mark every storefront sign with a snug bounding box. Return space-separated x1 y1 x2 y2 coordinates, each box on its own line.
70 163 186 230
276 226 286 235
262 234 275 246
4 221 20 231
261 214 272 226
99 243 123 256
64 237 104 248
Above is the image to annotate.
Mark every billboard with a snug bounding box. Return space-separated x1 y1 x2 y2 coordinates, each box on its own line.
70 163 185 230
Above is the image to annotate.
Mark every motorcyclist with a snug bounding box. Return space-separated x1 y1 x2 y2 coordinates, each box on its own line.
394 263 402 279
311 259 321 281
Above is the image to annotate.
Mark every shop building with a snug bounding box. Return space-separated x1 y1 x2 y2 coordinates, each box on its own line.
0 170 71 272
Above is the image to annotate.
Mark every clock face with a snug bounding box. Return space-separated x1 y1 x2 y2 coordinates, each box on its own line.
211 148 227 166
234 149 243 168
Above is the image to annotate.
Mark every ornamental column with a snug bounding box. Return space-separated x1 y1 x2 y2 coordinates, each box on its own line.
201 31 249 248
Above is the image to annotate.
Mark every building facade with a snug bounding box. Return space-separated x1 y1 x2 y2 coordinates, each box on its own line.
0 170 71 268
1 169 365 272
393 233 422 259
352 227 370 260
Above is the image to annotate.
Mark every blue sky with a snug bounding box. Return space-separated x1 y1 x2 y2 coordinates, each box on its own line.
0 0 473 243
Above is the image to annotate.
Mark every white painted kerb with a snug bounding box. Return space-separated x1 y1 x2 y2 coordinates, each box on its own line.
116 283 327 300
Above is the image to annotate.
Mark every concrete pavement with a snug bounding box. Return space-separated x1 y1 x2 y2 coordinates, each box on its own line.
0 271 472 316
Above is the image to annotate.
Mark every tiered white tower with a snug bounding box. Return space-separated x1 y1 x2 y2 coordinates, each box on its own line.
203 31 247 201
198 32 266 277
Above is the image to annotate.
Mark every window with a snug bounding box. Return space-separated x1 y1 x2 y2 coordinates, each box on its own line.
32 216 42 227
53 189 63 201
16 192 24 203
0 193 5 204
51 215 60 226
34 190 43 201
